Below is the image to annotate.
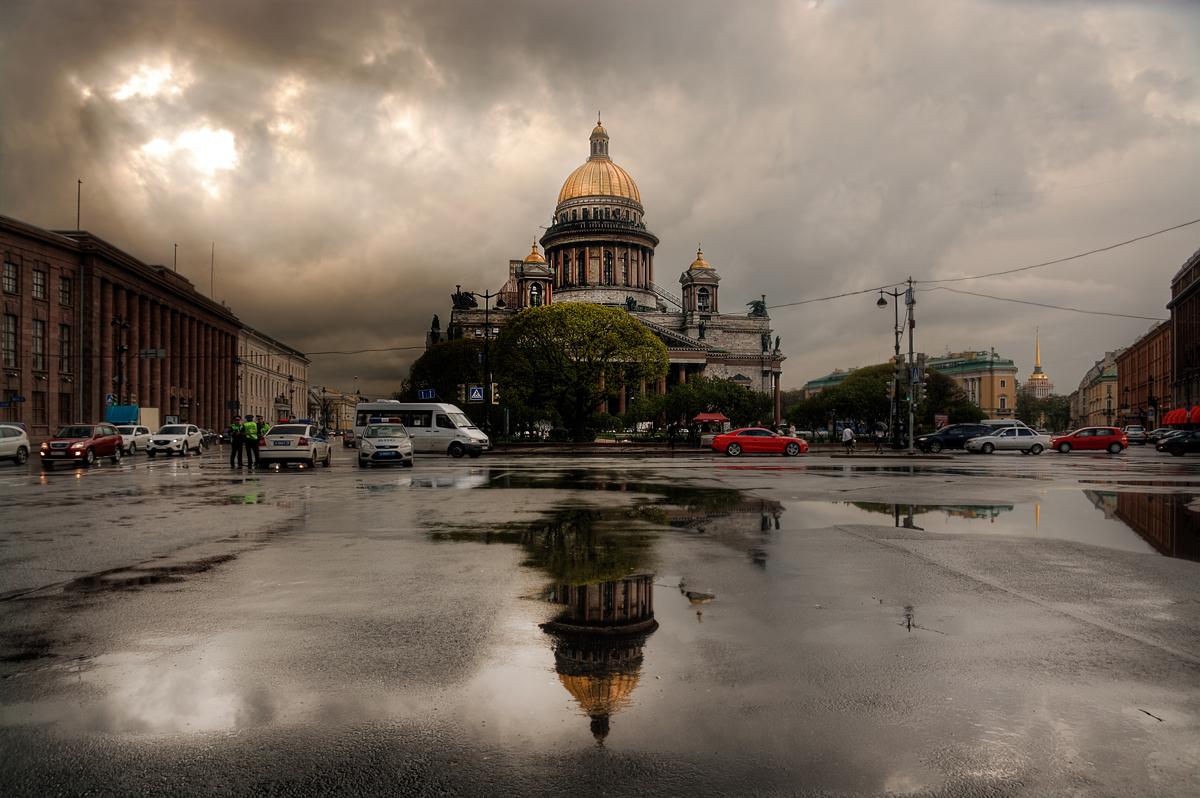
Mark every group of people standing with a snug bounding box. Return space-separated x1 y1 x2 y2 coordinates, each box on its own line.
228 415 271 468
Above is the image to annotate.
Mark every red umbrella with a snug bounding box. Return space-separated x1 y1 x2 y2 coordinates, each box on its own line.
692 412 730 423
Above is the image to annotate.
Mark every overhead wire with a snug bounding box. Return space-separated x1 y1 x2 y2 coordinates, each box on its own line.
923 286 1168 322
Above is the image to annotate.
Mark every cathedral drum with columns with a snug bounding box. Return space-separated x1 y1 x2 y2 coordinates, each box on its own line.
439 119 786 421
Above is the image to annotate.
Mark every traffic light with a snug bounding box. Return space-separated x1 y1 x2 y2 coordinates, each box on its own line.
491 383 500 405
457 384 466 402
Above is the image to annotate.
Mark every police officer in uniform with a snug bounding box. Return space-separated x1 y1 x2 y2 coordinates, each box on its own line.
229 415 245 468
242 416 260 467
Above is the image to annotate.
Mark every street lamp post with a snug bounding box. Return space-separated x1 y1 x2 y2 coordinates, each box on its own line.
877 278 916 452
877 288 903 448
111 315 131 405
465 288 506 434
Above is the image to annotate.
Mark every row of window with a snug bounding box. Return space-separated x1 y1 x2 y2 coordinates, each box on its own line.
558 207 640 224
1 314 72 372
558 251 647 287
2 260 73 304
0 389 70 426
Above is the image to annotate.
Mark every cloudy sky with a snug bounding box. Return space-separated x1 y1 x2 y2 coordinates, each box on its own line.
1 0 1197 396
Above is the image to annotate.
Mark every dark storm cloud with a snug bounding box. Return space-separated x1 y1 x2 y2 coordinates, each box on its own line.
1 0 1197 396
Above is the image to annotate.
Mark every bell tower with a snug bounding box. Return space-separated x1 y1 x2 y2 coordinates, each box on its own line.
680 245 720 314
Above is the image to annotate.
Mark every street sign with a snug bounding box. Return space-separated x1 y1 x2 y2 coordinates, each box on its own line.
417 388 437 400
910 367 920 385
0 402 9 409
468 385 484 402
139 348 166 358
104 393 116 405
11 395 25 403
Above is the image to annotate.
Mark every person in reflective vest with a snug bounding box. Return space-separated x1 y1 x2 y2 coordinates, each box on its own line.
229 416 245 468
242 418 260 467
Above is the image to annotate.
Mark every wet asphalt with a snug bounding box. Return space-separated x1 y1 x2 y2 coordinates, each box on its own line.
1 443 1198 796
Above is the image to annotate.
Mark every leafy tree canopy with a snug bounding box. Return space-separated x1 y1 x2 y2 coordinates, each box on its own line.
494 304 668 440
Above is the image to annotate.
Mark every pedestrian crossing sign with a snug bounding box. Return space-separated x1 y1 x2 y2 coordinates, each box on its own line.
468 385 484 402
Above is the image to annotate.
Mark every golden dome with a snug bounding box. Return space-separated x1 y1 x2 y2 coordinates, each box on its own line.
557 159 641 204
558 672 640 718
523 242 546 264
557 119 642 205
689 245 712 270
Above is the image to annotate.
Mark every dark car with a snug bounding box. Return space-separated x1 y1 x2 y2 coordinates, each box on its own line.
915 424 990 453
1158 430 1200 456
39 423 124 469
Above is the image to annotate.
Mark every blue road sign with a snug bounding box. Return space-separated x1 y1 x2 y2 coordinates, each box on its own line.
468 385 484 402
12 395 25 403
104 393 116 405
417 388 437 400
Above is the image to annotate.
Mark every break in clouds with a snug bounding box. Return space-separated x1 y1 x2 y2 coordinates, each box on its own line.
0 0 1197 396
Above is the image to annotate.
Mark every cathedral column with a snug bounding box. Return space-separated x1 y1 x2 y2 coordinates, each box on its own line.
774 372 782 426
677 364 687 384
617 385 626 414
639 379 646 398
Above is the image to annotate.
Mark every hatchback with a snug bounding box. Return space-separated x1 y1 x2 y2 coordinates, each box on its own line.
1050 427 1127 454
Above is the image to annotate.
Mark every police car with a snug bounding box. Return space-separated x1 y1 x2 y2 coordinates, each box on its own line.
357 421 415 467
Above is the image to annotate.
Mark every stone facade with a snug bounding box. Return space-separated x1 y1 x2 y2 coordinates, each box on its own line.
1116 321 1172 427
1071 351 1122 428
1168 246 1200 410
2 214 241 433
439 122 785 421
237 326 310 423
927 350 1019 418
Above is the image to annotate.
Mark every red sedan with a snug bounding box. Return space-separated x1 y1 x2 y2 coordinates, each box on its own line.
39 423 124 469
712 428 808 457
1050 427 1127 454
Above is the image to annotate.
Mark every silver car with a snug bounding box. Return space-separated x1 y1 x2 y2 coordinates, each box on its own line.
147 424 204 457
357 423 414 468
965 426 1052 455
259 424 332 467
116 424 152 454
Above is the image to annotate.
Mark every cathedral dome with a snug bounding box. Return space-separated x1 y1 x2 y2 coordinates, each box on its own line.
688 246 712 270
523 243 546 264
556 119 642 205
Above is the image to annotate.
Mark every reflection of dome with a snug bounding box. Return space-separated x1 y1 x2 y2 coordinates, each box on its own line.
558 671 641 739
523 242 546 264
556 119 642 205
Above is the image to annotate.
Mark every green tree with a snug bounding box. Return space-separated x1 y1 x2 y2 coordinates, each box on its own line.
494 304 669 441
407 338 488 425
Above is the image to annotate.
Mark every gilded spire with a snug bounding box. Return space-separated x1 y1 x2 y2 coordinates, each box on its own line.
1035 327 1041 369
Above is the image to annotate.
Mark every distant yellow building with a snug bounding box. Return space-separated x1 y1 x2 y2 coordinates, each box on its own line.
928 350 1019 418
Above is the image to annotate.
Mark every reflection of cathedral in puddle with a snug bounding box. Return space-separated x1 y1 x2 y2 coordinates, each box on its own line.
541 573 658 743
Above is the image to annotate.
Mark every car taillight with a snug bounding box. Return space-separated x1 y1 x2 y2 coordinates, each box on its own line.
297 437 308 445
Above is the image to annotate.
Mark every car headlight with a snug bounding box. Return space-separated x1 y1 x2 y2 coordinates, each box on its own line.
71 442 84 449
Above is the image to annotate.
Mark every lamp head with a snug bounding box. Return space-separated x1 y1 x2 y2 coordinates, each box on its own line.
876 291 888 308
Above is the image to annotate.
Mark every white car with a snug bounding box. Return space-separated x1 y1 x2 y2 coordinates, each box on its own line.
0 424 31 466
357 423 414 468
147 424 204 457
259 423 332 467
116 424 152 455
965 426 1052 455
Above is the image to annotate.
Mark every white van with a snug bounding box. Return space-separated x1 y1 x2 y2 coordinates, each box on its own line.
353 401 489 458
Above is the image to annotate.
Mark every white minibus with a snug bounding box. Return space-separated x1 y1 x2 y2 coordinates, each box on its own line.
352 401 489 458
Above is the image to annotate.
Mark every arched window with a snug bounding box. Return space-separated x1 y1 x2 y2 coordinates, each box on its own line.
697 286 711 311
578 258 587 285
620 253 628 285
582 208 590 220
571 209 577 221
529 283 542 307
603 251 614 285
562 252 572 285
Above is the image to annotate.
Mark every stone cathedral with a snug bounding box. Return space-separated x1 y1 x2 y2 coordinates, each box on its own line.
436 119 785 420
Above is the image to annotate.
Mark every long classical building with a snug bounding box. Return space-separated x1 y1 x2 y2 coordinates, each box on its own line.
438 120 786 421
237 325 310 423
2 214 240 433
927 350 1019 417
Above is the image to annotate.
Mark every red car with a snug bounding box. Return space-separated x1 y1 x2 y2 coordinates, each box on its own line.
40 423 124 469
712 428 809 457
1050 427 1127 454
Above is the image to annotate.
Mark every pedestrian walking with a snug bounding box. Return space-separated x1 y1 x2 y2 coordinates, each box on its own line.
242 416 260 467
229 415 245 468
842 425 856 455
667 422 678 450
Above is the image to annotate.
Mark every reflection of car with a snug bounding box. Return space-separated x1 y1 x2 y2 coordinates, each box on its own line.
712 428 809 457
147 424 204 457
357 423 414 468
116 425 152 454
259 423 332 467
915 423 989 453
40 424 124 469
0 424 31 466
965 427 1051 454
1158 430 1200 456
1050 427 1127 454
1122 425 1148 445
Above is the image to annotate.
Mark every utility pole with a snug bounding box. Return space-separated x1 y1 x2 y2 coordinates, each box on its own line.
469 288 506 434
173 243 178 272
76 179 82 230
877 287 904 448
905 277 916 455
210 241 215 297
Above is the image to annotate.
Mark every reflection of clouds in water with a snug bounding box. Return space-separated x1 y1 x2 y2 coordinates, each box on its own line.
76 645 275 734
